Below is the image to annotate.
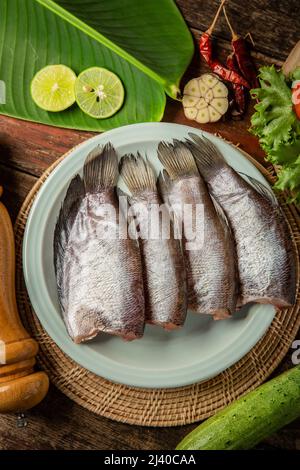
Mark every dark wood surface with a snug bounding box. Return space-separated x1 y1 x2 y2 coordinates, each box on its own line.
0 0 299 450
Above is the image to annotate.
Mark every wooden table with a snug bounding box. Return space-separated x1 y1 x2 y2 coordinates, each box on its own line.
0 0 299 450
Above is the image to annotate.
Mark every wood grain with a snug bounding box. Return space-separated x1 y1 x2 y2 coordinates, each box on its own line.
0 0 299 451
176 0 299 62
0 386 195 450
0 99 266 183
0 165 36 221
0 117 94 178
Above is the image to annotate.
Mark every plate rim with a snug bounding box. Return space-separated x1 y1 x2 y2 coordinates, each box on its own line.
22 122 275 388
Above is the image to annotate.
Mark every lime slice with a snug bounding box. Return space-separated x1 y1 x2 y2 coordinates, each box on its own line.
31 65 76 112
74 67 124 119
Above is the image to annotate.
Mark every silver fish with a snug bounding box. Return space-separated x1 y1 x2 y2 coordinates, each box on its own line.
157 140 237 319
189 134 296 307
119 153 187 329
54 144 145 343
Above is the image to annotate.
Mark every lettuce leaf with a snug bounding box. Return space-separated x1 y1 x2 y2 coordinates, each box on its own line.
275 156 300 198
268 138 300 166
250 66 300 203
291 66 300 82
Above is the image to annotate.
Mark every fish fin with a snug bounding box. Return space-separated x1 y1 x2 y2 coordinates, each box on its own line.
187 133 227 180
83 143 118 192
189 134 279 206
116 186 140 240
119 152 156 194
238 172 279 206
157 140 197 179
210 194 231 232
157 170 172 202
53 174 85 308
157 170 182 237
116 187 137 237
116 186 133 207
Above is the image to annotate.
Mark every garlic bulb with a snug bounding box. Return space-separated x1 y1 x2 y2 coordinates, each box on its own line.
183 74 229 124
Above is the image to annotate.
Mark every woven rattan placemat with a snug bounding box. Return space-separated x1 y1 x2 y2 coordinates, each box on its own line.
14 151 300 427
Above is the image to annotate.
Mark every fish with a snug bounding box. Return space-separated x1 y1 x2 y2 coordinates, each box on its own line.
53 143 145 343
119 153 187 329
157 140 237 319
189 133 296 308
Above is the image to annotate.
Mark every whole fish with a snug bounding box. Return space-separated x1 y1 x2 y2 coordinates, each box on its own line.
54 144 145 343
157 140 237 319
189 134 296 308
119 153 187 329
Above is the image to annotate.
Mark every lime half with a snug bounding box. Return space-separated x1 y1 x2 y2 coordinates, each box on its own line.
74 67 124 119
31 65 76 112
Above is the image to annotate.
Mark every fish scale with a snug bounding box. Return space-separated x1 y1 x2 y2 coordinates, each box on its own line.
119 153 187 330
54 143 145 343
157 140 237 319
189 134 296 308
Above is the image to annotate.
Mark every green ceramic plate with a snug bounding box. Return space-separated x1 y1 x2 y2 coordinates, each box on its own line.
23 123 275 388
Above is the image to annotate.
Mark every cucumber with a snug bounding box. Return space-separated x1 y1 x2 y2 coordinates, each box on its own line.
177 365 300 450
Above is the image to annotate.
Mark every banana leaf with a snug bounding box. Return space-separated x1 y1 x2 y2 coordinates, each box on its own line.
0 0 194 131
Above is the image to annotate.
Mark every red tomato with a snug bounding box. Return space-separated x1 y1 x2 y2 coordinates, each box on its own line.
292 80 300 119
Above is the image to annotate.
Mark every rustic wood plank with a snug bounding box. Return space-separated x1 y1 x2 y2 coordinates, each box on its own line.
0 117 94 177
0 99 266 182
188 27 283 68
265 420 300 450
0 380 298 450
176 0 300 62
0 0 299 452
0 164 37 221
0 386 195 450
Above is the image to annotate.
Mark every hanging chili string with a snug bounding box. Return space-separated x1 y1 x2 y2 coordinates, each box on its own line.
223 6 259 88
199 0 250 89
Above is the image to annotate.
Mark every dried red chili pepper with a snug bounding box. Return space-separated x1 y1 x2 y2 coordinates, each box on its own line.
223 7 259 89
226 53 246 116
199 34 250 88
199 0 250 89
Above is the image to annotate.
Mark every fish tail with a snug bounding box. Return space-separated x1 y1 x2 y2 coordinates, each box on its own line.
157 140 198 179
187 133 226 180
54 174 85 306
83 143 118 192
119 153 156 194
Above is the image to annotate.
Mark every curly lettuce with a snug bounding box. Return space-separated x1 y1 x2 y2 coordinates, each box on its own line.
250 65 300 203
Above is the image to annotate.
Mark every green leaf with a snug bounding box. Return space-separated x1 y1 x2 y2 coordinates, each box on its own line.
250 65 300 202
269 138 300 166
250 66 296 149
0 0 194 131
274 156 300 204
290 66 300 82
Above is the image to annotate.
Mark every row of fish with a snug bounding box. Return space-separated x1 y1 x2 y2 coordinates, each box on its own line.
54 135 296 343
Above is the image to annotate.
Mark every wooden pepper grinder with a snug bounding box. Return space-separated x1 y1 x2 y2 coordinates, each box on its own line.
0 186 49 412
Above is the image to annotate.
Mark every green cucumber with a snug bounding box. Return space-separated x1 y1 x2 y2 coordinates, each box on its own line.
177 365 300 450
